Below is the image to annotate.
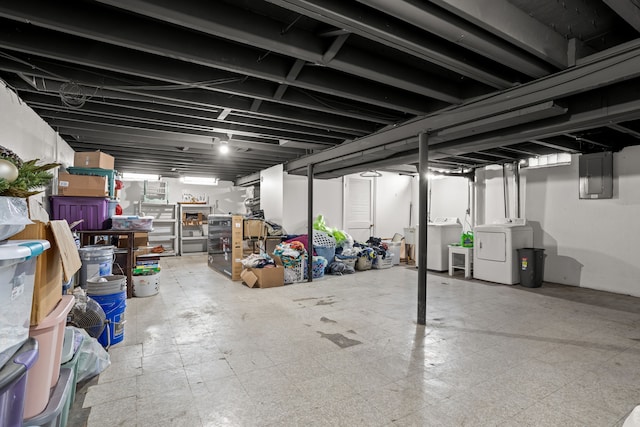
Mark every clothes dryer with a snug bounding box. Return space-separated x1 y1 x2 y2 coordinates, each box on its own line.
473 218 533 285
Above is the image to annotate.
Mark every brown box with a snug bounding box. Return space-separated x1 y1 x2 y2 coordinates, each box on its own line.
243 219 267 239
74 151 115 169
117 232 149 249
58 172 108 197
230 215 244 280
10 220 82 325
241 258 284 288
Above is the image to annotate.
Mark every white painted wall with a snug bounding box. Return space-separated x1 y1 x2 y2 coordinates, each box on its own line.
475 164 520 225
260 164 284 225
282 173 343 235
0 82 75 207
119 178 246 215
410 175 470 227
522 147 640 297
375 172 413 238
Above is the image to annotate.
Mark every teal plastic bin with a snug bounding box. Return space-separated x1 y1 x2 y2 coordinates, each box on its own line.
67 167 117 199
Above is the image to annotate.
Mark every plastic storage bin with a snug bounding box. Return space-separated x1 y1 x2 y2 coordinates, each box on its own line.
111 216 153 231
50 196 109 231
382 241 401 265
0 240 50 369
0 338 38 427
517 248 546 288
66 167 117 199
372 254 393 269
24 295 74 419
60 328 84 405
23 368 73 427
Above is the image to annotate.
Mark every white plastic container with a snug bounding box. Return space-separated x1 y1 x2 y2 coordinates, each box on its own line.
382 241 401 265
0 240 50 369
133 271 160 297
111 215 154 231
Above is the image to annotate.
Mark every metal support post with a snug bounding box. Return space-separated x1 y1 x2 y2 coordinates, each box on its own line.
307 163 314 282
417 132 429 325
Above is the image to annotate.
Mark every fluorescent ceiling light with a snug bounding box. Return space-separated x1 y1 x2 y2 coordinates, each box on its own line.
181 176 219 185
121 172 160 181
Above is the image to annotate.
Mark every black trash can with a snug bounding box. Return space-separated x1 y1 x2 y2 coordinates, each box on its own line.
517 248 545 288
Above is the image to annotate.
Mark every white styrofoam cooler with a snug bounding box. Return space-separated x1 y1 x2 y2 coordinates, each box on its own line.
0 239 50 368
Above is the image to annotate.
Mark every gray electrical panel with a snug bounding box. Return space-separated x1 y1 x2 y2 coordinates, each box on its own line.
579 152 613 199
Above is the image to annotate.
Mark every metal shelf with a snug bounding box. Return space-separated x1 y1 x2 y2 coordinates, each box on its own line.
178 204 213 255
148 235 177 240
139 202 178 255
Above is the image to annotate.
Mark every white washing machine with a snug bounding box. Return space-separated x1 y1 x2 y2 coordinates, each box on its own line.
404 217 462 270
426 217 462 271
473 218 533 285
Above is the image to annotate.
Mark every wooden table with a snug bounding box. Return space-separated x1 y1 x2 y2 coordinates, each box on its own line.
78 230 137 298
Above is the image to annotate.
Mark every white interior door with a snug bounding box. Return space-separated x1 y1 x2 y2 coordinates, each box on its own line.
344 176 374 242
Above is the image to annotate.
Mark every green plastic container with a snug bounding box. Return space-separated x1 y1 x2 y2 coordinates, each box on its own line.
461 232 474 247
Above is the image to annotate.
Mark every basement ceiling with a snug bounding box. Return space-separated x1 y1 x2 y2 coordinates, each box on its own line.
1 0 640 182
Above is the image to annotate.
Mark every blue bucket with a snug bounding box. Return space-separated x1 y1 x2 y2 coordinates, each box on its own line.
89 291 126 347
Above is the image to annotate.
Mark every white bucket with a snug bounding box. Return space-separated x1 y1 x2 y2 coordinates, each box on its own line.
78 245 114 288
133 271 160 297
86 275 127 296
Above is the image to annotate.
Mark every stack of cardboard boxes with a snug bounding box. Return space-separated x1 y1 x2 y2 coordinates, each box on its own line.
58 151 114 199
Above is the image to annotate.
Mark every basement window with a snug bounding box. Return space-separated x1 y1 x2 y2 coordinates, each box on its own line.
524 153 572 168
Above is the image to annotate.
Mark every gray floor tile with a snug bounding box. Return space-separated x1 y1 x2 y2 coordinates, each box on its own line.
69 256 640 427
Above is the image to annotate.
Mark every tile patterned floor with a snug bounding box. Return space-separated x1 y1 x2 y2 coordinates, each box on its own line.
70 255 640 426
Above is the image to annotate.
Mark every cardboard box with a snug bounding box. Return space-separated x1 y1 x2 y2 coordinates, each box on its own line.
243 219 267 239
58 172 109 197
74 151 115 169
231 215 244 280
10 220 82 325
241 263 284 288
118 232 149 249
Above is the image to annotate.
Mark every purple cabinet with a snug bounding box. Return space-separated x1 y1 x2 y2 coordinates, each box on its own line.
50 196 109 230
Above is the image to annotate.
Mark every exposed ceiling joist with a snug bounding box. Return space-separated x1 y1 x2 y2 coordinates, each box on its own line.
430 0 570 68
85 0 464 105
431 101 567 142
0 0 638 181
355 0 555 76
529 139 581 153
262 0 520 88
603 0 640 33
0 1 451 112
608 123 640 138
285 40 640 174
0 64 383 132
0 22 425 118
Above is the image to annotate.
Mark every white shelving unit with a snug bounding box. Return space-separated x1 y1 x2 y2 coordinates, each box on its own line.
139 202 178 256
178 203 212 255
